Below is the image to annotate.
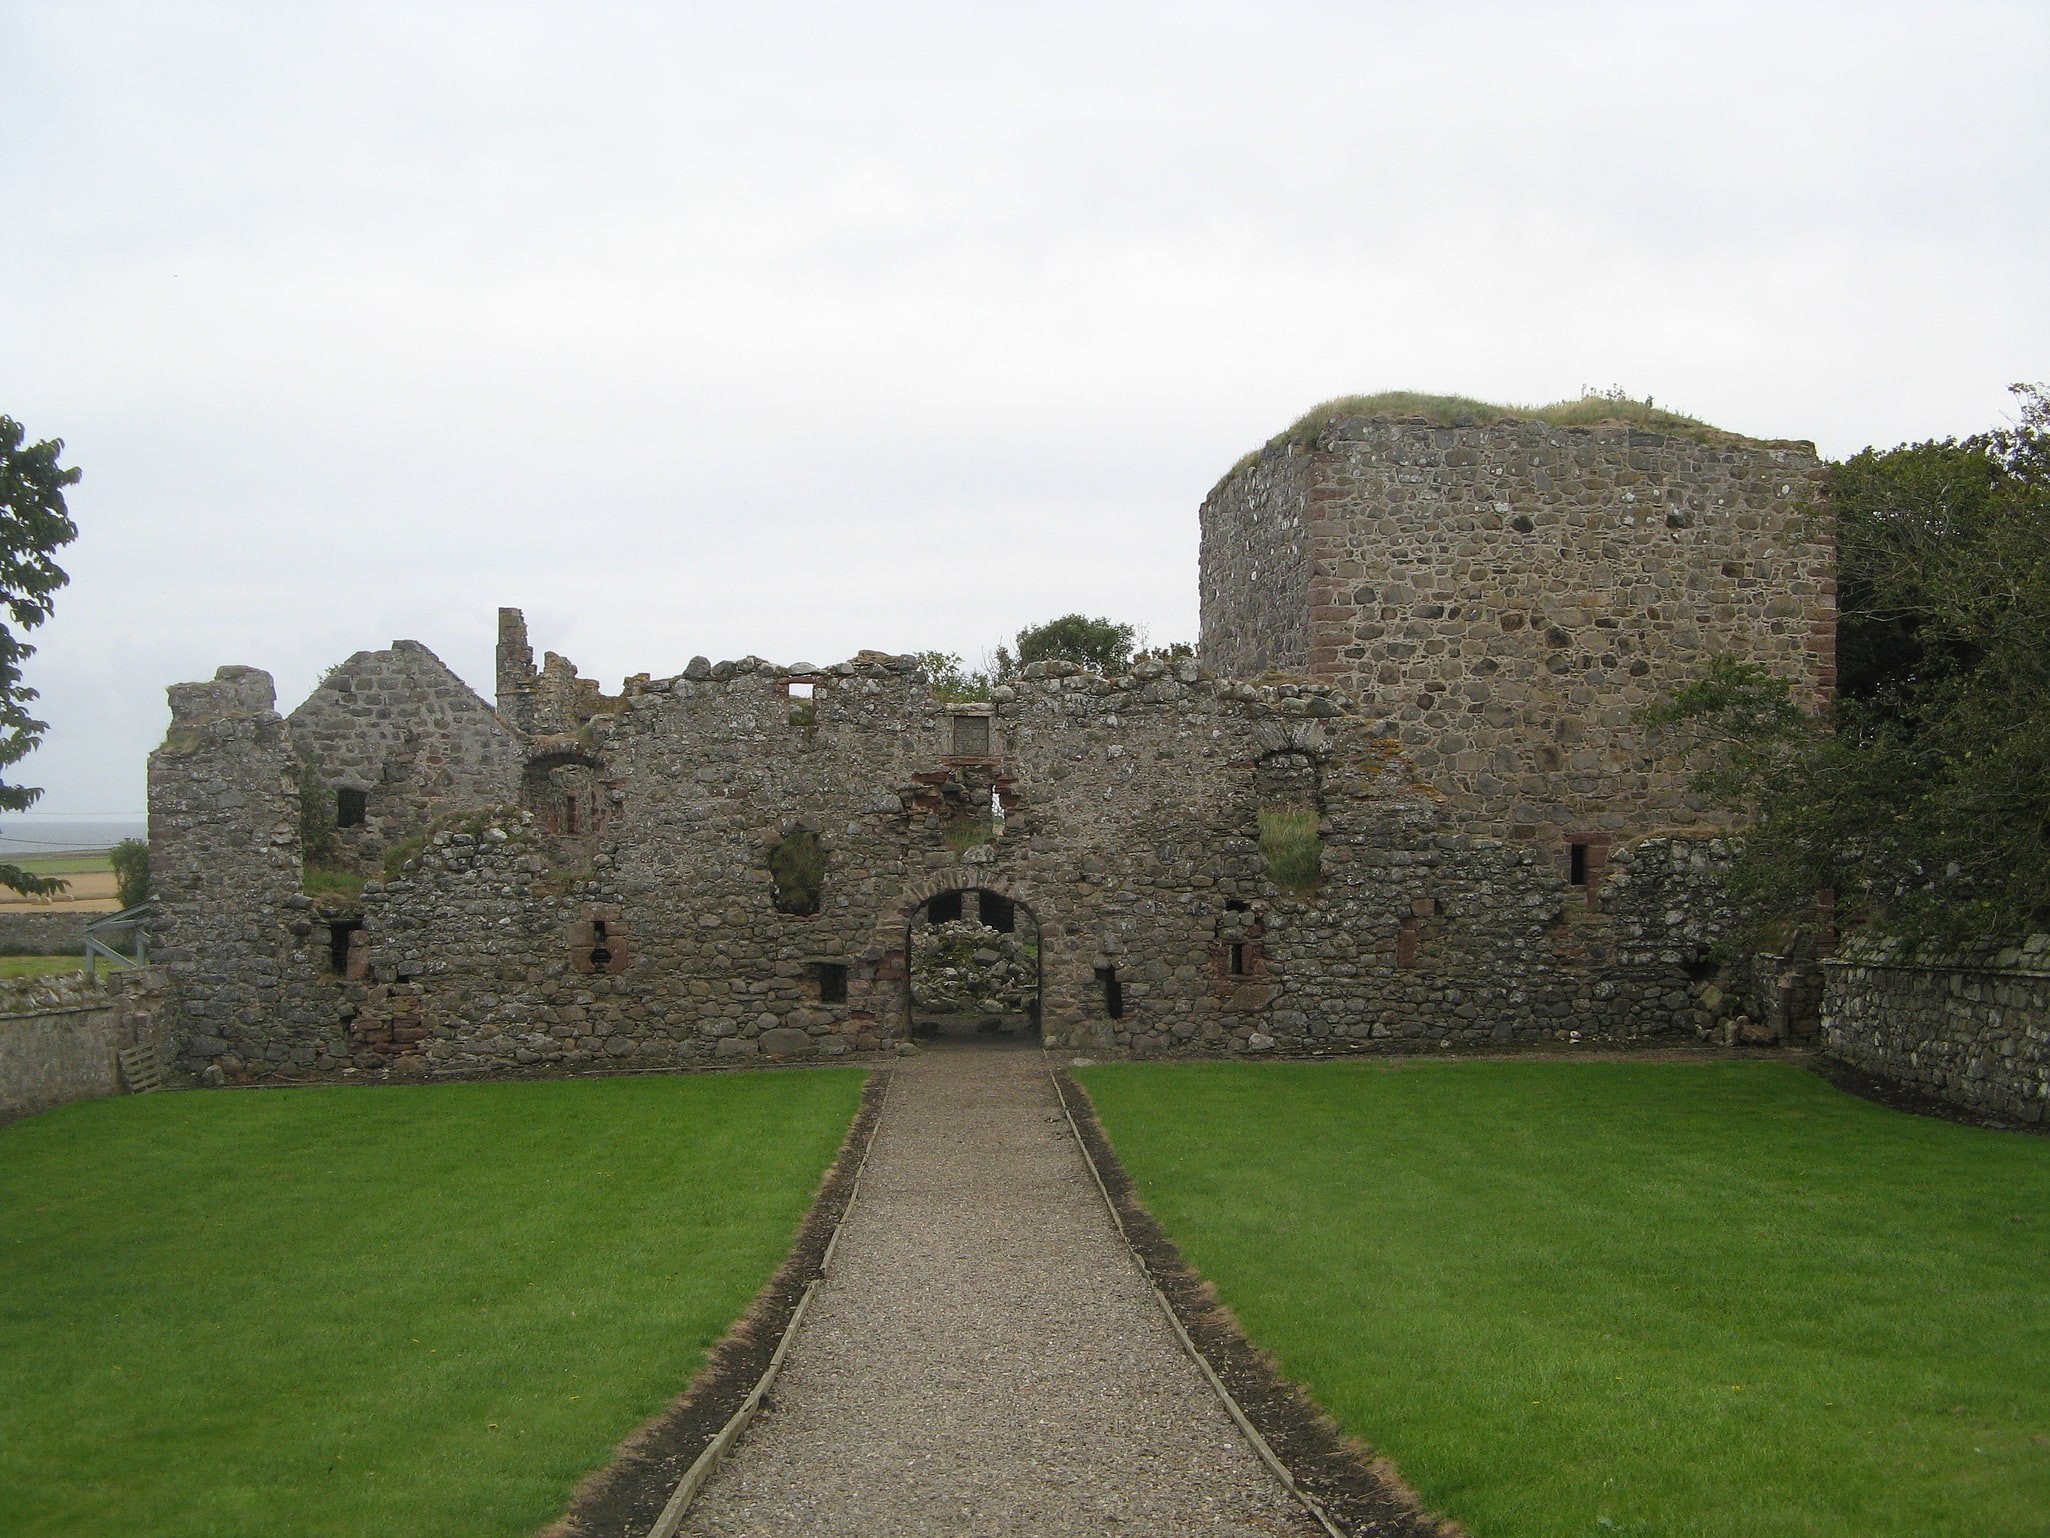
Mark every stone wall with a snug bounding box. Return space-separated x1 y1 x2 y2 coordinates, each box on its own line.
1199 416 1833 849
148 667 344 1073
0 968 169 1123
287 640 522 865
1196 445 1316 679
0 912 89 954
149 637 1758 1078
1823 937 2050 1124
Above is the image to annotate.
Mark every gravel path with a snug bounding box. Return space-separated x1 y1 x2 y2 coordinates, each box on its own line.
676 1041 1320 1537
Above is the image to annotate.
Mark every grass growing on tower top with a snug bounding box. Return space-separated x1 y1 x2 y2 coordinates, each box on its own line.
1075 1058 2050 1538
0 1070 865 1538
1217 389 1796 481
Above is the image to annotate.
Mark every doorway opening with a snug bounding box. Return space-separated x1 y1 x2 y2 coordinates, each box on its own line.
906 887 1041 1045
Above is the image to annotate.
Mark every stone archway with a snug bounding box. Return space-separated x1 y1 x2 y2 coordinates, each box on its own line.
863 873 1074 1045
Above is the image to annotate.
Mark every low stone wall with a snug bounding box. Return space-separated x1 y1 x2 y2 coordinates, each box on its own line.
0 968 169 1123
1822 937 2050 1124
0 911 89 954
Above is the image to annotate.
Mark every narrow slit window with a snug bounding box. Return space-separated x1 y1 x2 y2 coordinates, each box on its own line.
589 918 612 967
1095 965 1124 1020
813 962 848 1003
1229 942 1246 976
952 714 991 757
1569 841 1590 886
327 919 363 973
335 787 367 828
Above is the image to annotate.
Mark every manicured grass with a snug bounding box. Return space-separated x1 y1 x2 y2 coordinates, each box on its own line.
0 1070 865 1537
0 954 85 977
1077 1059 2050 1538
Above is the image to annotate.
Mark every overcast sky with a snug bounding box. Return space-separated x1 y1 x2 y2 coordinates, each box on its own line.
3 0 2045 818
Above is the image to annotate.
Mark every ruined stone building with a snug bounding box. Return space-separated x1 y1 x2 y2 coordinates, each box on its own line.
147 411 1834 1079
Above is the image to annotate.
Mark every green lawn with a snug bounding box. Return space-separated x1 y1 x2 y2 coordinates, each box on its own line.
0 1070 865 1537
1077 1059 2050 1538
0 955 84 978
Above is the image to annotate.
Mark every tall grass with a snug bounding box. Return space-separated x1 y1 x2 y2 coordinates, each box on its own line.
1258 805 1322 894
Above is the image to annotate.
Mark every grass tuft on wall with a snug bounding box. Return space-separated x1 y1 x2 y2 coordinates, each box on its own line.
1258 805 1322 894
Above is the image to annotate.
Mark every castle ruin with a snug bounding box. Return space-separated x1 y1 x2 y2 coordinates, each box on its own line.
146 410 1833 1077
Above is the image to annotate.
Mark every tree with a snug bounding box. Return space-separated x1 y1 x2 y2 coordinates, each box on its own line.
910 650 992 703
1647 385 2050 948
0 417 80 898
111 838 150 910
1006 614 1136 676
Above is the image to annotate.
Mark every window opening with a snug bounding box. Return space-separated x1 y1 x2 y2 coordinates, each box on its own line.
1569 841 1590 886
978 891 1015 932
588 918 612 967
335 787 367 828
1225 899 1250 912
769 830 826 915
788 681 815 699
1229 942 1246 976
327 918 363 973
928 891 963 924
1095 966 1124 1020
813 962 848 1003
952 714 991 757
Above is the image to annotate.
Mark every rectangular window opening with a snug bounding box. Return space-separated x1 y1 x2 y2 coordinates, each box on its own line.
327 919 363 973
335 787 367 828
1228 942 1246 976
788 681 815 699
927 891 963 924
978 891 1015 932
1095 965 1125 1020
812 962 848 1003
1568 840 1590 886
952 714 991 757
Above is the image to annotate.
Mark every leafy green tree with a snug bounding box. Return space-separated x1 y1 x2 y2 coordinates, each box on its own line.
1009 614 1136 675
911 650 992 703
0 417 81 898
1648 385 2050 948
111 838 150 909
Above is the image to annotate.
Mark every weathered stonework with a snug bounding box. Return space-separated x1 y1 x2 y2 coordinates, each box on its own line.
1200 417 1833 847
148 638 1770 1078
0 967 168 1123
288 640 522 865
1822 937 2050 1124
138 405 1856 1082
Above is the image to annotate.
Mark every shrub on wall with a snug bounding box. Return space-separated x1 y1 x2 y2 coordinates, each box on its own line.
769 830 825 915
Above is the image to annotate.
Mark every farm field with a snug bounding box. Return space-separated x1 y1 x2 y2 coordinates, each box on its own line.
0 849 121 913
0 1069 865 1538
1077 1058 2050 1538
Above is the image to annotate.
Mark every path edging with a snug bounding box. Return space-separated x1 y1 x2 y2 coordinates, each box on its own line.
548 1066 893 1538
1049 1062 1461 1538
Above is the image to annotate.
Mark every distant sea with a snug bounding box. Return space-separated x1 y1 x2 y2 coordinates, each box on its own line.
0 816 149 856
